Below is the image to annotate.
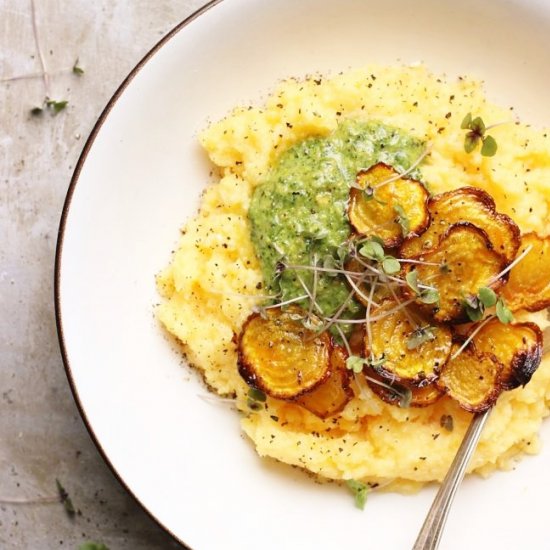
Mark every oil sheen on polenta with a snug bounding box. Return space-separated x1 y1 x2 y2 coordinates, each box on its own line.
157 65 550 490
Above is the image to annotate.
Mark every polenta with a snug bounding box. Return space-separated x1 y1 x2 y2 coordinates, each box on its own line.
157 65 550 492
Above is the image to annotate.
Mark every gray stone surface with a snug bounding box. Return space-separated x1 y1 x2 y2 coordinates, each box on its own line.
1 1 205 548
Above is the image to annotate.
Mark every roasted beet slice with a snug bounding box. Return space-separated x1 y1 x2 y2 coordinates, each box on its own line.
366 369 443 408
400 186 520 262
364 299 452 385
238 306 332 399
436 342 503 413
471 318 543 390
296 346 354 418
500 233 550 313
402 223 508 323
348 163 430 248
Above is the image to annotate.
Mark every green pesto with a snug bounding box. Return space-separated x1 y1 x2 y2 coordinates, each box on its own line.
249 119 425 320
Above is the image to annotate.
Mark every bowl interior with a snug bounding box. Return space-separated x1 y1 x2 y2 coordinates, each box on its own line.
57 0 550 548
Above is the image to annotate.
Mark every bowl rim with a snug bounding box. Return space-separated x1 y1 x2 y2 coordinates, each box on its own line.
53 1 224 547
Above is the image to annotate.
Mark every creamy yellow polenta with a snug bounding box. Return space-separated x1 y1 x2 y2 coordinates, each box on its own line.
157 65 550 490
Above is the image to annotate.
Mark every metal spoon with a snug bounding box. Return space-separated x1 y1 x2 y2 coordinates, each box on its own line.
413 327 550 550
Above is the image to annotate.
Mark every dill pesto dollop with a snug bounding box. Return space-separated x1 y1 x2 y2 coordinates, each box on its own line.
248 119 425 321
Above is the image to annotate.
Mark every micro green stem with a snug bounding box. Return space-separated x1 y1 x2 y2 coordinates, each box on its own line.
488 244 532 284
373 146 432 189
451 316 494 360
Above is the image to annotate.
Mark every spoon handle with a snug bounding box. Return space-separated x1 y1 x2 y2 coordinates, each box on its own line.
412 409 491 550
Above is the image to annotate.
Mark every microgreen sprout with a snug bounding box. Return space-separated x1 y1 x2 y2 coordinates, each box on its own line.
72 58 84 75
372 145 432 189
346 479 369 510
407 326 437 350
393 204 410 236
451 316 494 360
488 244 533 285
461 113 499 157
346 355 366 373
247 388 267 411
496 297 514 324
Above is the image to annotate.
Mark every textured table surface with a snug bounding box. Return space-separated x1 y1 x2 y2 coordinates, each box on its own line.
0 1 205 548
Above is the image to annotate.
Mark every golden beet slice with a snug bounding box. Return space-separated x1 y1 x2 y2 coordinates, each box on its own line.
436 343 503 413
365 299 452 385
400 187 520 262
237 306 332 399
366 370 443 408
348 162 430 248
296 346 354 418
344 257 391 307
500 233 550 312
402 223 508 323
471 318 543 390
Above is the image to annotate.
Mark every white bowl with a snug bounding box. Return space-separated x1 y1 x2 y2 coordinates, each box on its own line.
56 0 550 548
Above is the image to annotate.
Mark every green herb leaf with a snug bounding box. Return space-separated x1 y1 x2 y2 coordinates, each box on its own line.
367 354 386 368
382 256 401 275
323 255 339 276
405 270 420 294
393 204 410 236
46 99 68 114
55 479 75 518
398 386 413 408
362 186 374 201
73 58 84 75
478 287 497 308
496 298 514 324
370 235 386 247
470 116 486 135
440 414 454 432
346 355 365 373
464 132 480 154
78 543 110 550
30 106 44 116
419 288 440 305
464 303 484 322
407 326 437 350
359 240 385 262
481 135 498 157
346 479 369 510
460 112 472 130
336 242 349 264
248 388 267 402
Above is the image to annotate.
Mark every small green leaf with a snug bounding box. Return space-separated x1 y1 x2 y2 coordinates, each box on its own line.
46 99 68 114
382 256 401 275
470 116 486 135
496 298 514 324
460 112 472 130
346 479 369 510
362 186 374 201
323 255 339 276
393 204 410 236
248 388 266 402
367 354 386 368
464 302 484 322
398 386 413 408
464 132 480 153
370 235 386 247
478 287 497 308
346 355 365 373
419 288 440 305
405 270 420 294
481 135 498 157
73 58 84 75
78 543 110 550
336 243 349 263
55 479 75 517
359 240 385 262
407 326 437 350
440 414 454 432
30 106 43 116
